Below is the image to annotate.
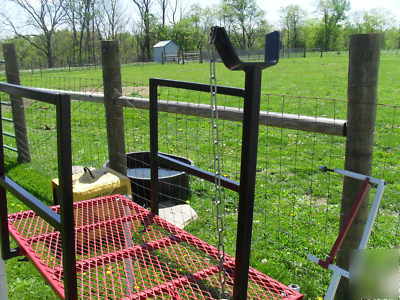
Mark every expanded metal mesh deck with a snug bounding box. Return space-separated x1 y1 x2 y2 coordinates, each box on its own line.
8 195 302 299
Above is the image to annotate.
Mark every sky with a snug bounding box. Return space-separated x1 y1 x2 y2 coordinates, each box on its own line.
1 0 400 39
186 0 400 26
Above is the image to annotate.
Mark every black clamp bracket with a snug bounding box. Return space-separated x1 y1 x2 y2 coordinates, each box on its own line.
210 26 280 71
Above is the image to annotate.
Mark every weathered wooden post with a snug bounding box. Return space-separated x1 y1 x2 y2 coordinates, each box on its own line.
336 33 381 300
101 40 127 175
2 44 31 163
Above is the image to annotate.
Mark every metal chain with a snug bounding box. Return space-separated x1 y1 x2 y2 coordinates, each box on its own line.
209 41 227 299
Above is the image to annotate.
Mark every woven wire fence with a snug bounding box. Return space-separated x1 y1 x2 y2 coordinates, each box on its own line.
0 74 398 299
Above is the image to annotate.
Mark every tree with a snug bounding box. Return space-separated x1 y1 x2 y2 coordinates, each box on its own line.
158 0 168 28
280 5 306 49
318 0 350 51
2 0 66 68
131 0 153 59
221 0 265 49
62 0 97 65
360 9 393 33
97 0 127 40
345 9 395 49
186 5 210 51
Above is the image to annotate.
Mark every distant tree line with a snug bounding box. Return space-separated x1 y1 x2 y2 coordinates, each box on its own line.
0 0 399 69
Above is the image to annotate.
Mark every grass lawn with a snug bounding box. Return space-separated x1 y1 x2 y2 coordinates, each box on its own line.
0 53 399 299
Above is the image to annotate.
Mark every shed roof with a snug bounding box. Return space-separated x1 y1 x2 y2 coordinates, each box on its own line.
153 40 174 48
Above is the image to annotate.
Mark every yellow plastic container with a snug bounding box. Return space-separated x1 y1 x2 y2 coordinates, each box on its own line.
52 167 131 202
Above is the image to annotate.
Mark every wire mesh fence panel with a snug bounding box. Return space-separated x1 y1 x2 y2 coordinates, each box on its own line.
123 85 242 253
0 92 18 159
21 74 104 93
1 72 398 299
15 97 57 201
369 103 400 249
252 94 347 297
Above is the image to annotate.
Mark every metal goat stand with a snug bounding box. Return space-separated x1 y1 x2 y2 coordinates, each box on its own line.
210 26 280 299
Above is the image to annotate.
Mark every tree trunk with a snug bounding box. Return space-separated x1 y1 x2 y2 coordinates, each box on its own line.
72 27 78 65
79 30 85 65
46 35 54 68
144 16 151 60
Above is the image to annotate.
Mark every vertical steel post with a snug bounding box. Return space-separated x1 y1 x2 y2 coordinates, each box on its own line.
56 94 77 300
149 79 159 215
233 66 262 299
0 102 10 260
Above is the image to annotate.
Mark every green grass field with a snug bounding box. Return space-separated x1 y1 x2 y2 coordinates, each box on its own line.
0 54 399 299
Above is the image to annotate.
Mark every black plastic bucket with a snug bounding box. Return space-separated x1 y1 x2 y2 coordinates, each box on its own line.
106 152 192 205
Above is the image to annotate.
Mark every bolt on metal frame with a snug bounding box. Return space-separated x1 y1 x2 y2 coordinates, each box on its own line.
0 26 291 299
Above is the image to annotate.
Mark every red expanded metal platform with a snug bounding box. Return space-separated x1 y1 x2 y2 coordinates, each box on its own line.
8 195 303 299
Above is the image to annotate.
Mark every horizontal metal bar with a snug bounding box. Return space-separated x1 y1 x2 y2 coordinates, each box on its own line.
0 82 62 105
3 145 17 152
1 117 13 123
0 102 11 106
2 132 15 138
307 254 350 278
321 166 384 186
0 176 61 229
150 78 246 97
158 153 240 192
333 168 384 186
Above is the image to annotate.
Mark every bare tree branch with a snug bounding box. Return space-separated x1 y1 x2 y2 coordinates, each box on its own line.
4 0 66 67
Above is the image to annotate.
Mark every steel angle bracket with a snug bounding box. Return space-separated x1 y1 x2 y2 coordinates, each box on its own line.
210 26 280 71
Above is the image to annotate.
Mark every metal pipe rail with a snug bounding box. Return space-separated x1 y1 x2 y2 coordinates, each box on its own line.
158 153 240 192
0 176 61 228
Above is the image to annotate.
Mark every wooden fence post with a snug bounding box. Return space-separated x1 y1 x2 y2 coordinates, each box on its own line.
2 43 31 163
336 33 381 300
101 40 127 175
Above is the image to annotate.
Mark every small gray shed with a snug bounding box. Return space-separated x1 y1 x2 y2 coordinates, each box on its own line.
153 40 179 63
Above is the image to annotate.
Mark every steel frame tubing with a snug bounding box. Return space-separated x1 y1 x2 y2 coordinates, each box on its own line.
149 69 264 299
319 179 371 268
149 79 159 215
0 95 13 260
232 66 263 299
148 78 243 215
56 94 77 300
308 168 386 300
0 82 77 299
